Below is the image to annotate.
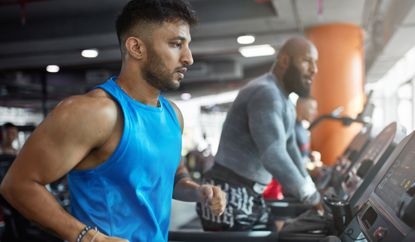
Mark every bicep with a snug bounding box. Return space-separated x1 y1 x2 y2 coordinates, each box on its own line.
7 99 113 185
12 126 84 185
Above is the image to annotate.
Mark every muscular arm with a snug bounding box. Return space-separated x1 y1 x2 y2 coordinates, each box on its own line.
172 159 225 215
0 94 125 242
168 100 225 214
247 88 319 205
167 100 201 201
172 158 202 202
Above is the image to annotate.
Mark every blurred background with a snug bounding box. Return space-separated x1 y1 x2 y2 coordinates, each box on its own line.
1 0 415 230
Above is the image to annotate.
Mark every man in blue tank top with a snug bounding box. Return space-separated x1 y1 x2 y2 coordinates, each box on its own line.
0 1 226 241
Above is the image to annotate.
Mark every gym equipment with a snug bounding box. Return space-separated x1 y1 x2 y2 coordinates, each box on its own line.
267 125 372 219
280 122 405 236
268 94 375 219
169 230 278 242
340 130 415 242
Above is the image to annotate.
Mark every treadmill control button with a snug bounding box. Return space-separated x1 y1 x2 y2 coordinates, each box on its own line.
373 226 388 240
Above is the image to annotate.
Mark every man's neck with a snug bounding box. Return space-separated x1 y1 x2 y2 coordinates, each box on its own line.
117 70 160 107
272 67 290 96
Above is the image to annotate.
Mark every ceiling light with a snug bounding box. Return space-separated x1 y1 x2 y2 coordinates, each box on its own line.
239 44 275 58
46 65 60 73
180 93 192 100
81 48 99 58
237 35 255 45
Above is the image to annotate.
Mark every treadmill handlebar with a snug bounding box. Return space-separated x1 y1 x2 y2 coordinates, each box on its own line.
309 114 369 130
323 194 352 235
309 90 374 130
168 230 278 242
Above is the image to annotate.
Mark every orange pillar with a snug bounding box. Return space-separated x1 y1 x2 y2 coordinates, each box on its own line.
306 24 365 166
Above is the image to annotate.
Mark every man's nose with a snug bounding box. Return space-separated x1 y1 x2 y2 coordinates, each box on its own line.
310 61 318 76
181 47 194 66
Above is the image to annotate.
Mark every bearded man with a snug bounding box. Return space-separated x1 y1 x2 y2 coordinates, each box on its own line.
196 37 321 231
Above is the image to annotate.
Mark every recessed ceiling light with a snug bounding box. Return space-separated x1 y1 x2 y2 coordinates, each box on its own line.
81 48 99 58
237 35 255 45
46 65 60 73
239 44 275 57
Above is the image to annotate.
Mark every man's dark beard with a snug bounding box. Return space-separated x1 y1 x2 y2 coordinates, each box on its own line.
283 63 310 97
143 45 180 91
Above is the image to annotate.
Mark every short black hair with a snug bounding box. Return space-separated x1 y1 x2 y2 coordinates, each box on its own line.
3 122 16 129
115 0 197 45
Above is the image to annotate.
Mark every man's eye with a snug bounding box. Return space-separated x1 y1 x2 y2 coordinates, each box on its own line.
171 42 182 48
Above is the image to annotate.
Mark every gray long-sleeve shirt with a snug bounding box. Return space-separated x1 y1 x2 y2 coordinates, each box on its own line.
215 73 319 205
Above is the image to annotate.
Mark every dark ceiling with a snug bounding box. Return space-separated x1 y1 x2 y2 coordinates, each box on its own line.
1 0 415 113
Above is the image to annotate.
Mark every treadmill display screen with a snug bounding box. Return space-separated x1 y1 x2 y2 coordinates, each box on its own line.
375 150 415 211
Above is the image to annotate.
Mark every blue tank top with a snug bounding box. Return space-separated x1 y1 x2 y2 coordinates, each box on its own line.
67 77 182 242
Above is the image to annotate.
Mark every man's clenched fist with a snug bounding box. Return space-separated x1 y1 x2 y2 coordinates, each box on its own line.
198 185 227 216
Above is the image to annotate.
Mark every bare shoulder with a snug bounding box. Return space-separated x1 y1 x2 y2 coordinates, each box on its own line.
45 89 119 143
4 89 121 184
166 99 183 132
56 89 117 120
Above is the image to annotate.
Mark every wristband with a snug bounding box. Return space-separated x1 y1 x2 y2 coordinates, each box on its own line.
174 172 190 187
76 225 97 242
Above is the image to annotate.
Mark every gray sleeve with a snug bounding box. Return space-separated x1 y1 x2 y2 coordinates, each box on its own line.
247 88 319 205
287 133 308 177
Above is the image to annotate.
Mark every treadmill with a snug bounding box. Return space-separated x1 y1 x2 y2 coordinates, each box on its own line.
337 123 406 204
339 130 415 242
325 125 372 191
267 125 372 219
167 123 395 242
175 126 375 239
279 122 406 238
312 90 375 192
251 91 375 219
167 105 387 242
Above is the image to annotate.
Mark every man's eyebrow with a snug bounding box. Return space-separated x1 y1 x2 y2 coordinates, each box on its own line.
170 35 191 42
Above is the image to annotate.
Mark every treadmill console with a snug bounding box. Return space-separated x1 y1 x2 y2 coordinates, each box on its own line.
335 126 371 176
341 131 415 242
326 126 371 192
341 123 405 203
375 151 414 215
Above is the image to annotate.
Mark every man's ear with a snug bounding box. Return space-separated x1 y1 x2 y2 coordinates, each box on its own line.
125 36 146 60
278 53 290 69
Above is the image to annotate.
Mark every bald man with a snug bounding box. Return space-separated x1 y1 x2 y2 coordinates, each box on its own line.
196 37 320 231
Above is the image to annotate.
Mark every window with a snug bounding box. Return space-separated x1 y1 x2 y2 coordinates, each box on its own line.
397 81 414 132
